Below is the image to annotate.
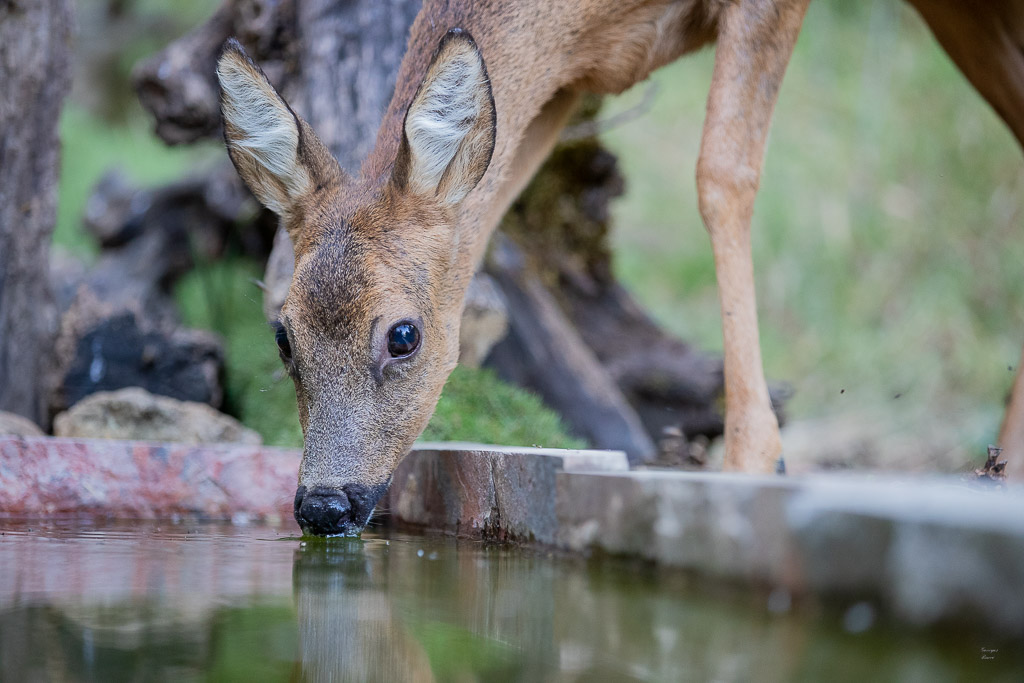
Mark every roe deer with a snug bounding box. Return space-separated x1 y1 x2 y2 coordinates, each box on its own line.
216 0 1024 535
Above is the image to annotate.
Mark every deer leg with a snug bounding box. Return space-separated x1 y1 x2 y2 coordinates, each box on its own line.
904 0 1024 479
999 346 1024 479
906 0 1024 153
696 0 810 473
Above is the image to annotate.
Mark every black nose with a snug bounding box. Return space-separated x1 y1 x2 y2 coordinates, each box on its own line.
294 486 353 536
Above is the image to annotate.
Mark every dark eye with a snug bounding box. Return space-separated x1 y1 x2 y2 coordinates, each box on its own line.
387 322 420 358
273 321 292 360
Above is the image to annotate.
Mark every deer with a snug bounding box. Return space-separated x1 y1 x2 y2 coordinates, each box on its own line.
215 0 1024 536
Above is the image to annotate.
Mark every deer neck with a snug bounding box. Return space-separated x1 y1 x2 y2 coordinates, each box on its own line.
359 0 714 300
360 5 576 284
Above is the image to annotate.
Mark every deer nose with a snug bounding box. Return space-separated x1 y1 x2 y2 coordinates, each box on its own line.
293 486 353 536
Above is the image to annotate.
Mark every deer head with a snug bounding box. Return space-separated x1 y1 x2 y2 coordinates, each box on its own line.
216 31 495 536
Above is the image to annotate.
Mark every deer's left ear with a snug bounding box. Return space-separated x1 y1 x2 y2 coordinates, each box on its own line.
394 29 496 206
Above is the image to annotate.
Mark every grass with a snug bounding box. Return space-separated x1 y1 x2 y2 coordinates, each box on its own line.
600 0 1024 461
174 259 303 447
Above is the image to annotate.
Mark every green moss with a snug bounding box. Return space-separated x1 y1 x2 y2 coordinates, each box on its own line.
422 366 586 449
174 258 304 447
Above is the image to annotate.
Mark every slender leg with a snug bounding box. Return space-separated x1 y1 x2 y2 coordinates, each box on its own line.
905 0 1024 479
696 0 810 473
898 0 1024 477
1000 345 1024 479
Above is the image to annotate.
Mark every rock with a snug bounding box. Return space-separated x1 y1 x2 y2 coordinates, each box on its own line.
51 292 224 414
53 387 259 445
43 167 268 416
458 273 509 368
5 433 1024 637
0 412 45 437
0 434 296 519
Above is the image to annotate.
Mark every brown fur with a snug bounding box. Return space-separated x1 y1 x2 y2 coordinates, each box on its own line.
219 0 1024 522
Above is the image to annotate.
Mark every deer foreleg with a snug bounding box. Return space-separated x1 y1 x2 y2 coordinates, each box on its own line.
1000 345 1024 479
696 0 810 473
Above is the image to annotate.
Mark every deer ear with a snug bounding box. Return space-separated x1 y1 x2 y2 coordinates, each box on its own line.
395 29 496 206
217 39 339 217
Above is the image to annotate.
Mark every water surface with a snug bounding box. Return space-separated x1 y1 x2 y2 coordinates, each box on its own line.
0 521 1019 681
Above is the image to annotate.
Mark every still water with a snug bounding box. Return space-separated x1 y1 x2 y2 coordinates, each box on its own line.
0 520 1020 682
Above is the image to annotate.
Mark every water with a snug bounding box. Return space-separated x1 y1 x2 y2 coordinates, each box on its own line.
0 521 1020 682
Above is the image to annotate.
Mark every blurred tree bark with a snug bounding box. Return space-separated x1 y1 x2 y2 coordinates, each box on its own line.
0 0 73 426
134 0 788 463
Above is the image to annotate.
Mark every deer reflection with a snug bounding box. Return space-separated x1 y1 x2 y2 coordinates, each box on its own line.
291 539 435 683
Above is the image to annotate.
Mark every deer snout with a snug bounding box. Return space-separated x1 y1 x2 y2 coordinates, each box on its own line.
294 486 351 536
293 483 388 537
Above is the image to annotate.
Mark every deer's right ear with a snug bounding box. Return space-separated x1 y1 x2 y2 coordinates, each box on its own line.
217 39 338 217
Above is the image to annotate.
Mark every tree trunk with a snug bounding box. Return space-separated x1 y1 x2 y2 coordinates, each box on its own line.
0 0 73 426
134 0 789 463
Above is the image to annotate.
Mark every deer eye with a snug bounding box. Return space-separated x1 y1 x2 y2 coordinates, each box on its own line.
273 321 292 360
387 321 420 358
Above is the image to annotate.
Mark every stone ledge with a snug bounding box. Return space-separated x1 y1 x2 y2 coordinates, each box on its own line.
0 435 301 520
556 470 1024 634
384 443 628 544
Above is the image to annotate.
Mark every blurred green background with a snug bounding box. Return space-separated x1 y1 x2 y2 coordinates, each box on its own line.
56 0 1023 467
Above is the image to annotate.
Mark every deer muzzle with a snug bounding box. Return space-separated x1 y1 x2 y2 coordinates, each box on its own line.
293 482 389 537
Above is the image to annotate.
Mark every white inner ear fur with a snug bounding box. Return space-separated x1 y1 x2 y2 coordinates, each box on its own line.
405 46 488 203
217 54 310 213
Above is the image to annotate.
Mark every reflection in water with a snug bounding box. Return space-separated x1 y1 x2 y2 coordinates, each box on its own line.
292 536 540 681
0 522 299 681
0 521 1021 681
293 539 437 682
